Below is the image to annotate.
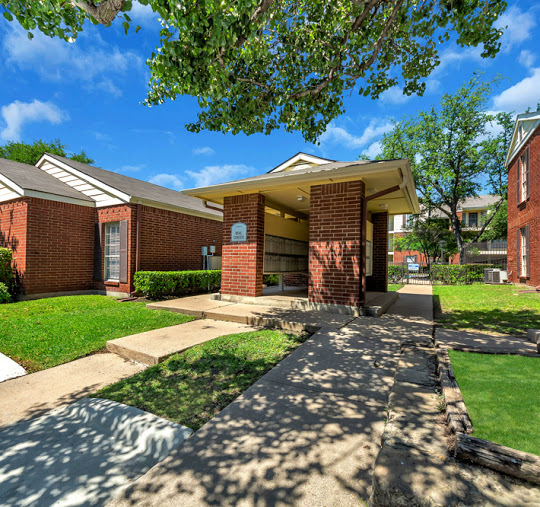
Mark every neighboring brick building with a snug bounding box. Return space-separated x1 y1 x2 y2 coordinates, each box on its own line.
183 152 420 310
0 154 222 298
388 195 506 265
506 111 540 288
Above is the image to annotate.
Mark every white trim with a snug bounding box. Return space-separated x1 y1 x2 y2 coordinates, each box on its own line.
133 197 223 222
36 154 132 203
269 153 334 173
505 112 540 167
0 173 24 196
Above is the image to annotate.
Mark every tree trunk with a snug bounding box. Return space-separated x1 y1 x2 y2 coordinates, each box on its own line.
450 211 465 264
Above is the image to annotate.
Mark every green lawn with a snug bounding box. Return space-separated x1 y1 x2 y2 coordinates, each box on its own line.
449 350 539 455
433 285 540 336
93 329 308 430
388 283 405 292
0 295 194 372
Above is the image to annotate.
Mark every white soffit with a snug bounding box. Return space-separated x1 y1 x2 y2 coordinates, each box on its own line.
0 174 23 203
269 152 334 173
505 111 540 167
36 155 128 207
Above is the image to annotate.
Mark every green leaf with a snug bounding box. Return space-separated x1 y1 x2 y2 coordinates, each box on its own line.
2 11 13 22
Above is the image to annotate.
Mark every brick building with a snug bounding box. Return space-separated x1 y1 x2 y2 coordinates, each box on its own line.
183 153 420 310
0 154 222 298
389 195 506 265
506 111 540 288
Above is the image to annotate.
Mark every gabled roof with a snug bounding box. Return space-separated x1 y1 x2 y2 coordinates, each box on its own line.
36 153 222 220
505 110 540 167
0 158 94 205
267 152 335 173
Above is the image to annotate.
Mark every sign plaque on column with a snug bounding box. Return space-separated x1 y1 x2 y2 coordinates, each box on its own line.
231 222 247 242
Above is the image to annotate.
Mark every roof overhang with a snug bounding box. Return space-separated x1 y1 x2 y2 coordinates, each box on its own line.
183 159 420 218
505 111 540 167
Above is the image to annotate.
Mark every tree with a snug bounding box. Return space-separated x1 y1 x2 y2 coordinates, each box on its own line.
0 139 94 166
377 76 513 263
394 216 457 263
479 200 507 242
0 1 507 142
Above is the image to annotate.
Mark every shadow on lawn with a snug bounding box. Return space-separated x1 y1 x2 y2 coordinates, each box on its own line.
433 294 540 336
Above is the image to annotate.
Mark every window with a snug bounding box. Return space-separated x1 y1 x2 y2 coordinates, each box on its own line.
388 215 395 232
388 233 394 253
520 227 528 277
104 222 120 281
468 212 478 228
520 150 529 202
480 210 488 226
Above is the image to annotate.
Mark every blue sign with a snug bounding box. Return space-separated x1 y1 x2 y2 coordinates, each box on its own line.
408 263 419 271
231 222 247 242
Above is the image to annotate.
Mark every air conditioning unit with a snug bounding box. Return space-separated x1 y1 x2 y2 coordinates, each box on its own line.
484 269 507 284
484 269 494 283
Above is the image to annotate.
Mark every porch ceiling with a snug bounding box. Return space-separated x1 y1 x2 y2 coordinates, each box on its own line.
183 159 420 217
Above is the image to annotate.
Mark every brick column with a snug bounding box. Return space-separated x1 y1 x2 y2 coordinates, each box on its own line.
221 193 265 297
309 180 364 307
371 211 389 292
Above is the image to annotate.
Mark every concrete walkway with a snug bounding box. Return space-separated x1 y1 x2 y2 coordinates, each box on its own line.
107 319 260 366
0 354 145 429
110 287 433 506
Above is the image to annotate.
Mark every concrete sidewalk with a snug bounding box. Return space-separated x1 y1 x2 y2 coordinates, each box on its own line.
110 287 433 506
0 354 145 429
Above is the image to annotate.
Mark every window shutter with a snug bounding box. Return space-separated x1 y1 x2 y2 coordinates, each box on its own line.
516 232 520 277
526 225 530 278
517 157 521 204
93 223 102 281
119 220 129 284
526 147 530 200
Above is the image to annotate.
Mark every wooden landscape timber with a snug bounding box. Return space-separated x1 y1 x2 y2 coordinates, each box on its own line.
455 432 540 485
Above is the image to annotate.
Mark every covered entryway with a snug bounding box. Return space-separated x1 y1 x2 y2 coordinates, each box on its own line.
183 153 420 312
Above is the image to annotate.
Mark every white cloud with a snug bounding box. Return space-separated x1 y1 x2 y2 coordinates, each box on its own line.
492 68 540 113
129 1 160 28
518 49 536 69
1 99 68 141
379 86 412 105
318 120 393 149
362 142 382 160
186 164 250 187
116 164 143 173
193 146 215 156
149 173 184 190
496 5 537 51
2 26 142 96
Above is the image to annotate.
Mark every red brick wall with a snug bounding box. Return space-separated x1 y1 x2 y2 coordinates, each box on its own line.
0 198 28 289
368 212 388 292
508 126 540 287
139 205 222 272
284 273 309 286
24 197 95 295
309 180 364 307
221 194 265 297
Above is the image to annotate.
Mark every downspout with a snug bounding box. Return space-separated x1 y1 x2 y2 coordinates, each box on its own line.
135 202 141 272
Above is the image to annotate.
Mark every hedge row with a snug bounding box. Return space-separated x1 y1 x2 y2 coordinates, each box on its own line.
0 248 15 303
388 263 504 285
134 270 222 299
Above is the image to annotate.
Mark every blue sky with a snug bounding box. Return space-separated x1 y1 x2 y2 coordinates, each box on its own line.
0 1 539 191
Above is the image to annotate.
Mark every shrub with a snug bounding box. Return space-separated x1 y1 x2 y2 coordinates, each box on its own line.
430 264 502 285
263 274 279 286
134 270 221 299
0 248 15 295
0 282 12 304
388 264 408 283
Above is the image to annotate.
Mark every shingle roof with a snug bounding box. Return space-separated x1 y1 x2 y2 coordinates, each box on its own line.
458 195 501 210
0 158 93 202
45 153 222 217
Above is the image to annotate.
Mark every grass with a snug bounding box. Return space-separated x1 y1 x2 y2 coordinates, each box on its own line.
388 283 405 292
93 329 308 430
433 284 540 336
448 350 540 455
0 295 194 372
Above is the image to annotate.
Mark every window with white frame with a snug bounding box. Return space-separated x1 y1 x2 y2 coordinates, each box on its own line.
520 150 528 202
520 227 528 277
468 212 478 228
388 215 395 232
104 222 120 281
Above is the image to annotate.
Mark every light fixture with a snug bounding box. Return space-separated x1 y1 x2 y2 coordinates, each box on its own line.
379 203 388 209
297 195 305 201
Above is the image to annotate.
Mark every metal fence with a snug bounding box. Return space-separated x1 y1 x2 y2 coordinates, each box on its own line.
462 241 507 269
389 262 507 286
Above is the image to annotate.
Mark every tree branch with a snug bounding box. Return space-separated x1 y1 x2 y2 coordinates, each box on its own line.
71 0 125 25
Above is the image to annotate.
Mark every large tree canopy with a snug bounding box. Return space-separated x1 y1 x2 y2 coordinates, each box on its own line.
375 76 513 263
0 1 507 142
0 139 94 166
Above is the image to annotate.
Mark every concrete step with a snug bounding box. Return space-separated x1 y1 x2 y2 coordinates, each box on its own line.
106 319 259 366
